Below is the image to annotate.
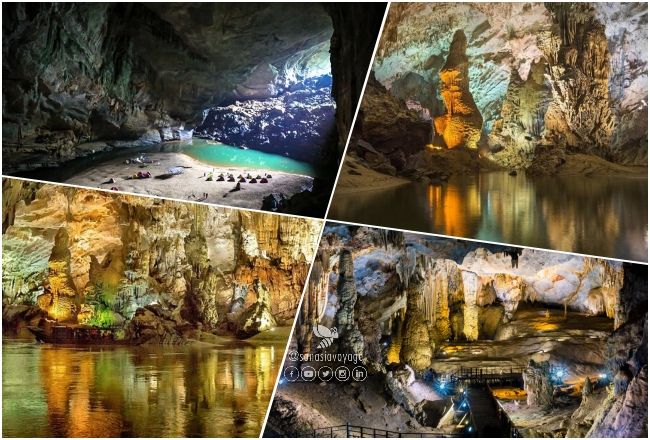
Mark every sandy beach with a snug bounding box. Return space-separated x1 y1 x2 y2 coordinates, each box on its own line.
333 155 410 196
64 151 314 210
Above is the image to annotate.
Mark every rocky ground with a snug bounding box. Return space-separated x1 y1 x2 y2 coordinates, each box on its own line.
267 376 445 437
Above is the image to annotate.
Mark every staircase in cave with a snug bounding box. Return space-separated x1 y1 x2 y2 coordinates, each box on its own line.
464 386 519 438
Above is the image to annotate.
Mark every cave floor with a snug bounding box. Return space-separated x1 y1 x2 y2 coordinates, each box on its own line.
272 375 449 436
432 307 613 382
62 150 314 210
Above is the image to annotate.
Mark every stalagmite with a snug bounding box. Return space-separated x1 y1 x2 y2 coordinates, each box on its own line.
460 270 480 341
335 249 365 359
400 271 433 371
433 30 483 149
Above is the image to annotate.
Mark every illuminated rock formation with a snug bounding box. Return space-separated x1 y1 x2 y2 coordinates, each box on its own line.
489 60 550 168
365 2 647 174
236 279 278 339
2 179 319 340
400 275 433 370
540 4 615 160
523 360 555 408
269 224 647 437
38 228 78 322
433 30 483 150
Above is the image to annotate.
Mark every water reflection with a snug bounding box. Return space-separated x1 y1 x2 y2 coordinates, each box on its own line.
330 171 647 261
2 340 281 437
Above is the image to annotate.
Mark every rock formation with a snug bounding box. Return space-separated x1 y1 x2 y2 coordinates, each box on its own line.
362 2 647 175
236 279 278 339
433 30 484 150
335 249 365 360
195 75 336 163
400 273 433 370
523 360 555 408
2 179 320 342
489 60 550 168
540 4 615 159
270 224 647 437
354 74 432 161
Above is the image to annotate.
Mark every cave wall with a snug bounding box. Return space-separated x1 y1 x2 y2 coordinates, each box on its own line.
301 224 629 369
3 2 385 172
369 2 648 168
2 179 321 329
324 3 388 163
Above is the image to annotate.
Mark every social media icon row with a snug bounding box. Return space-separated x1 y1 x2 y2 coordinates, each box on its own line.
283 365 367 382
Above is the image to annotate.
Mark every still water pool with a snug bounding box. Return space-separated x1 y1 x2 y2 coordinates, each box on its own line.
182 139 316 176
2 339 283 437
330 171 648 262
14 138 317 182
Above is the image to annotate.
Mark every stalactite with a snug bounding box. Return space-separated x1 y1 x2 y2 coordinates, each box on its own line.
396 246 417 288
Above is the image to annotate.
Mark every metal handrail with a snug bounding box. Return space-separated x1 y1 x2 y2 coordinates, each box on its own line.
313 423 459 438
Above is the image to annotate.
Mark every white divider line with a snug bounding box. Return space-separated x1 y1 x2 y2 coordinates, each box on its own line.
0 174 316 223
258 7 393 436
257 218 327 438
323 3 392 220
324 217 648 266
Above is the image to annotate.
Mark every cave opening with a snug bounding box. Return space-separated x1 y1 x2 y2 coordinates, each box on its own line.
191 32 337 176
3 3 386 216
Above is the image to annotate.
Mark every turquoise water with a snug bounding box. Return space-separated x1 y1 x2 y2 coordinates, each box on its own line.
182 139 317 176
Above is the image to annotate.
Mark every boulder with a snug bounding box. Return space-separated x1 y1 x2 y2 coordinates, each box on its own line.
236 279 277 339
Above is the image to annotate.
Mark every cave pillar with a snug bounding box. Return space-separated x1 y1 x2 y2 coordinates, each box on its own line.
38 227 79 322
400 276 433 371
461 270 480 341
335 250 364 359
523 360 554 408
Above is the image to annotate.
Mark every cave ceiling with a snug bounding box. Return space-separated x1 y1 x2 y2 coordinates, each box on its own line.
2 2 333 127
